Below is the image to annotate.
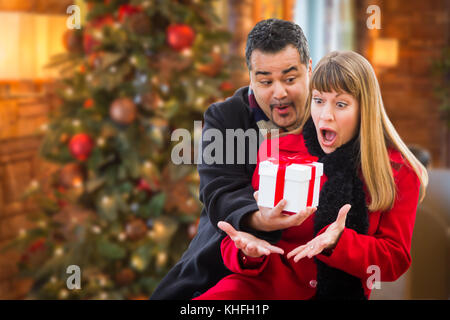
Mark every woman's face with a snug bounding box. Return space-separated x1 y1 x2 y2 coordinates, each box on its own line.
310 89 360 154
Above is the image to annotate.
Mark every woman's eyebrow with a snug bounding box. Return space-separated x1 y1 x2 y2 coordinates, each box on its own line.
335 92 351 98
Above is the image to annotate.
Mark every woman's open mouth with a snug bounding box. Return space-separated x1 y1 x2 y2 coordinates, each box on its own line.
320 127 337 147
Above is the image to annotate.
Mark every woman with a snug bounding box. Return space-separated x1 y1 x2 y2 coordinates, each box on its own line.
194 51 428 300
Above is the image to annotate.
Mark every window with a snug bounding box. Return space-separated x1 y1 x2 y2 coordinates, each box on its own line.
294 0 355 67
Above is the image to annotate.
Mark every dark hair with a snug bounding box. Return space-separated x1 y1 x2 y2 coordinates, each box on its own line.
245 19 310 70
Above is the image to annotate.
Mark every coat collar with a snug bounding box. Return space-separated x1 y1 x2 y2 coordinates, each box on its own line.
277 133 305 153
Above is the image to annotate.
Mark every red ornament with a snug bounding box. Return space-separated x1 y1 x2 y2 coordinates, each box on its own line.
28 238 46 254
83 98 94 109
136 178 152 194
69 133 94 161
166 24 195 52
92 15 115 28
83 33 98 54
20 237 47 266
118 4 142 22
220 81 234 92
83 15 114 54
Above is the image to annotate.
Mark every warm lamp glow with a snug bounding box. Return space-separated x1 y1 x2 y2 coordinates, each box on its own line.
373 38 399 68
0 12 67 80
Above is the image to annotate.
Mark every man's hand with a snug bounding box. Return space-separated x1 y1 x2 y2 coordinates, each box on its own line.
218 221 284 258
287 204 351 262
244 191 317 232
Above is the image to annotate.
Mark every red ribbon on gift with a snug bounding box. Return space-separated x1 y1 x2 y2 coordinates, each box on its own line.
267 154 319 209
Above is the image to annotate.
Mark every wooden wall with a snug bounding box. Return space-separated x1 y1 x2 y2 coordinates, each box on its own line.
0 0 73 14
0 81 60 298
356 0 450 167
0 0 71 298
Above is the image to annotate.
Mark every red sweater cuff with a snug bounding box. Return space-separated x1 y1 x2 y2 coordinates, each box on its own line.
238 250 266 268
221 236 268 276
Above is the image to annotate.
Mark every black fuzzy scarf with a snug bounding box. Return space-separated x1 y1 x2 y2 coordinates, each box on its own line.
302 118 369 300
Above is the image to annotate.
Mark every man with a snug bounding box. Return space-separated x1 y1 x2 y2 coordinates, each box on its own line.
150 19 312 300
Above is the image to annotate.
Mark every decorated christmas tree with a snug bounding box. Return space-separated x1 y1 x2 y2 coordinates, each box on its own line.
5 0 235 299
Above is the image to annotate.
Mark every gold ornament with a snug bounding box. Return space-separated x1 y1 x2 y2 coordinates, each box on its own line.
125 218 148 241
140 91 163 112
196 51 223 77
59 163 85 189
127 12 151 35
131 255 145 271
114 268 136 286
109 98 137 125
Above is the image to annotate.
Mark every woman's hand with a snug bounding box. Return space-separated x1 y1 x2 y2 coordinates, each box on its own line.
287 204 351 262
217 221 284 258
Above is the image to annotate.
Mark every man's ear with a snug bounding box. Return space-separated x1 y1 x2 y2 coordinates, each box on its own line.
308 58 312 77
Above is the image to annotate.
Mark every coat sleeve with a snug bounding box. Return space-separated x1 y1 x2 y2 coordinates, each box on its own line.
198 102 282 243
316 163 420 282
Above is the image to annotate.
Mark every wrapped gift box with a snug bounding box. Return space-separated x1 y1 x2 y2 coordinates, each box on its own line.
258 155 323 213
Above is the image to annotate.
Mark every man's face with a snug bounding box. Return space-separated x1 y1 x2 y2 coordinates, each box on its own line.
249 45 312 131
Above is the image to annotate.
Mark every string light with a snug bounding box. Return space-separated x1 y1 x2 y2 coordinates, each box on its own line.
40 123 48 132
148 220 166 241
156 252 167 267
18 228 27 238
97 137 106 147
54 247 64 257
91 225 101 234
101 196 112 207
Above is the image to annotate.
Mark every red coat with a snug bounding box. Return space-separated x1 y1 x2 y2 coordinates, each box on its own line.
194 133 420 300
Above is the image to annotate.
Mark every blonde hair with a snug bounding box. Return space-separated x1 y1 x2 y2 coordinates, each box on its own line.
293 51 428 212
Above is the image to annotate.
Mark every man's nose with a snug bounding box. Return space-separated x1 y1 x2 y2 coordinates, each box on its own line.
273 82 288 101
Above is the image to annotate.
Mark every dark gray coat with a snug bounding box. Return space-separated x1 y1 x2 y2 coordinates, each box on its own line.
150 86 281 300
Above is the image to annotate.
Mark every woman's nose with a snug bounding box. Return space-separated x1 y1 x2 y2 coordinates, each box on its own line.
320 104 334 121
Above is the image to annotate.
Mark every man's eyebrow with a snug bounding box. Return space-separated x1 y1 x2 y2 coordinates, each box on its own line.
282 66 298 74
255 71 271 76
255 66 299 76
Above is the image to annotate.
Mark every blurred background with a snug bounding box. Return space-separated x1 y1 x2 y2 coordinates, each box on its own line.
0 0 448 300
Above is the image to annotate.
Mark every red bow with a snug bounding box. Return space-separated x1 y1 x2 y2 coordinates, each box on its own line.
268 154 318 166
